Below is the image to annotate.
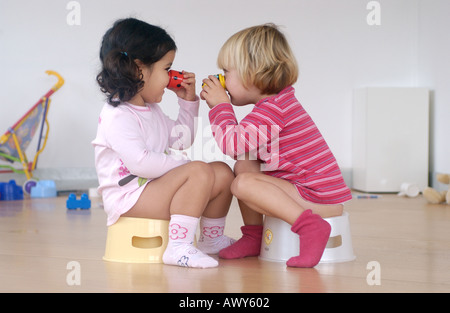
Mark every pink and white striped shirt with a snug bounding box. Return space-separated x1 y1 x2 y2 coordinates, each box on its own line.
209 86 352 205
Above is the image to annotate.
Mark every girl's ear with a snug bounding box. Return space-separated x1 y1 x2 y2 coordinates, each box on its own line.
133 59 151 81
134 59 152 77
134 59 145 69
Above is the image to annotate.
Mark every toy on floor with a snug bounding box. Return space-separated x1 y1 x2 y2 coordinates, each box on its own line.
423 174 450 204
0 180 23 201
66 193 91 210
30 180 57 198
0 71 64 194
398 182 420 198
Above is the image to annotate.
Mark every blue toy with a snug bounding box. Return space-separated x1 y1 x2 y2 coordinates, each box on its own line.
30 180 57 198
0 180 24 201
66 193 91 210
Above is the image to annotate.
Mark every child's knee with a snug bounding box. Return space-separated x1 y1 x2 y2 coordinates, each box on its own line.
187 161 215 185
231 172 257 198
209 162 234 198
233 159 261 176
211 162 234 184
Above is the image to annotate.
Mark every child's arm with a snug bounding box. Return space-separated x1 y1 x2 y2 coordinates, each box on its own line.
208 101 283 161
107 111 189 180
164 71 199 150
165 97 199 150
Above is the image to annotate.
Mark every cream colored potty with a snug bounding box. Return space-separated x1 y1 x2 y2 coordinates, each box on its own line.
259 212 355 263
103 217 169 263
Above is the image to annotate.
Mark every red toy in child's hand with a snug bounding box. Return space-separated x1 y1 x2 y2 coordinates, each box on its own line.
167 70 184 89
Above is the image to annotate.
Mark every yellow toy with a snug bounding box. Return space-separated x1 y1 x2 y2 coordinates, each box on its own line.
423 174 450 204
202 74 226 89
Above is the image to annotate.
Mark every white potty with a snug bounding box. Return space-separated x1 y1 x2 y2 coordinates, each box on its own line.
259 212 355 263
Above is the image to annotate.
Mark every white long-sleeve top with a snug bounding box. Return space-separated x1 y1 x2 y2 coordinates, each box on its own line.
92 97 199 225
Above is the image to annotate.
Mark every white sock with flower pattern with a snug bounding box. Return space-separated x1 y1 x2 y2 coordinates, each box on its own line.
162 214 218 268
196 216 236 254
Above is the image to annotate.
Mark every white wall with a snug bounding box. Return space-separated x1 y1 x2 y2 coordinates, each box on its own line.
417 0 450 186
0 0 448 189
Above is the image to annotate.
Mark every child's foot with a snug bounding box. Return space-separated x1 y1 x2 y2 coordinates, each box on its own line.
286 210 331 268
163 242 218 268
218 225 263 259
196 216 236 254
197 234 236 254
163 214 218 268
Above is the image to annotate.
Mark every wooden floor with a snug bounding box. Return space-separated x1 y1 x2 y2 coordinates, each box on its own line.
1 192 450 293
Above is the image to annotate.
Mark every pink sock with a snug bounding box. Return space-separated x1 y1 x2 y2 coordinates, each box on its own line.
286 209 331 268
218 225 263 259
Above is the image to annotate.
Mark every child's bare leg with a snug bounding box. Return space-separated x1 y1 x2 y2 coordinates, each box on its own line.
218 158 263 259
202 162 234 218
233 159 264 225
123 161 215 220
231 172 343 221
220 161 342 264
197 162 236 254
230 172 340 267
122 161 220 268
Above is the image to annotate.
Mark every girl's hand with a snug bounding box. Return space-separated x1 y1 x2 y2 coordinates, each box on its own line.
200 75 230 108
170 71 197 101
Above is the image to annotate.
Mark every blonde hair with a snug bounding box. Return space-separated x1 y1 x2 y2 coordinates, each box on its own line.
217 23 298 94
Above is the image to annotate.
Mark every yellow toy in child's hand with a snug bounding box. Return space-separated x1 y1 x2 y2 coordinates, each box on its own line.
202 74 226 89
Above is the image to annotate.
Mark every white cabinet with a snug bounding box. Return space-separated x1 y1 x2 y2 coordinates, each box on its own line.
352 88 429 192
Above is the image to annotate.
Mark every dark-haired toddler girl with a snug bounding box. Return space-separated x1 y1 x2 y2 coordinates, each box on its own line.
93 18 235 268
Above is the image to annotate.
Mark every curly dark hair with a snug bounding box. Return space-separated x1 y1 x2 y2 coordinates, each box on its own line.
96 18 177 106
